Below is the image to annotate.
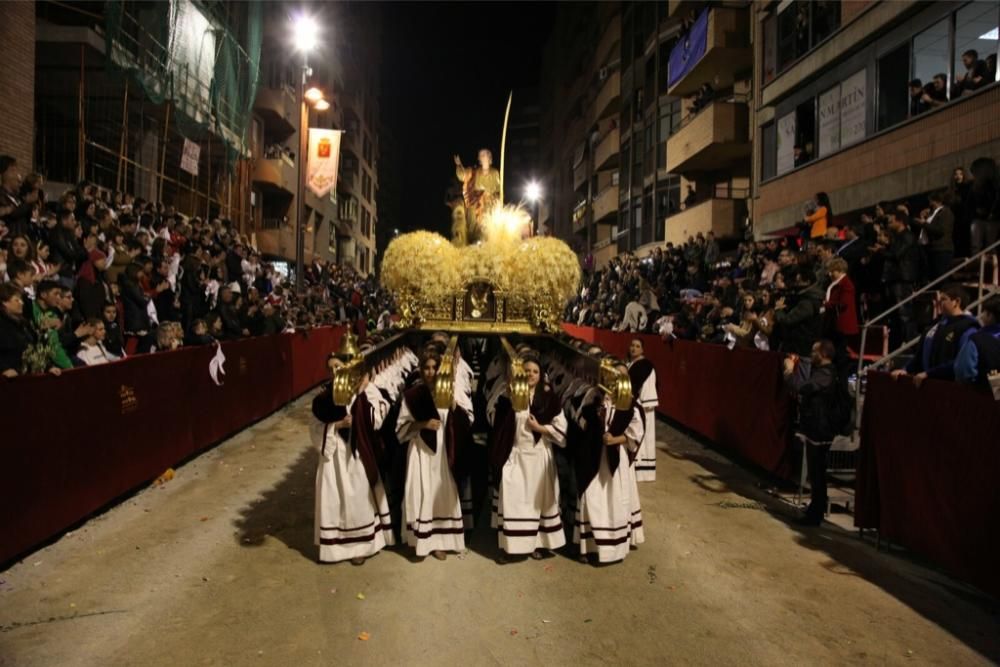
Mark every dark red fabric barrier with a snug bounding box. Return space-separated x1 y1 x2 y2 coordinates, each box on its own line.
0 327 344 565
562 325 793 473
856 373 1000 598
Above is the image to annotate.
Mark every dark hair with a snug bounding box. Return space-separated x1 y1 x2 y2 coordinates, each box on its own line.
928 189 947 206
982 296 1000 322
37 280 62 297
419 352 441 371
940 283 969 308
0 282 25 310
815 339 836 360
57 209 74 224
631 338 644 350
815 192 833 219
86 317 103 329
963 49 978 60
933 73 947 83
909 78 922 88
6 258 33 280
0 155 17 174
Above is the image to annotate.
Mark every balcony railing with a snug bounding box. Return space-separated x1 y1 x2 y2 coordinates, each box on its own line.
666 97 750 174
252 158 296 194
573 157 588 191
663 196 747 245
592 185 619 224
253 86 297 138
667 6 751 97
592 69 621 123
594 127 620 172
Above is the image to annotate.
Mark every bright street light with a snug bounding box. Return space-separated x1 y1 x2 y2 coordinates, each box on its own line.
525 181 542 203
292 14 319 52
313 98 330 111
304 87 324 103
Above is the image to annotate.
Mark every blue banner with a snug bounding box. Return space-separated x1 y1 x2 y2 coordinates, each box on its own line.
668 8 709 88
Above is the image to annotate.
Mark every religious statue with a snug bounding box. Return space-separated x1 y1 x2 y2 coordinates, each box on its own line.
453 149 501 244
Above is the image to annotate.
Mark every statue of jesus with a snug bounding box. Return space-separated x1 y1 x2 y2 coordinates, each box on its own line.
453 149 501 242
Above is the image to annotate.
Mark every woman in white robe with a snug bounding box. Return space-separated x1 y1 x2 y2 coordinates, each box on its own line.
396 352 470 560
489 358 568 560
573 389 645 564
313 363 393 564
627 339 659 482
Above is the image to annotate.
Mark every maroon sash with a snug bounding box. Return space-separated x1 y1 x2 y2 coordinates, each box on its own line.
488 383 563 481
628 358 655 399
403 382 466 475
349 391 383 490
574 397 642 493
403 383 438 450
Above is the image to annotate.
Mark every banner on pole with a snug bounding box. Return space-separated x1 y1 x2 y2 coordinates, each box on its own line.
306 129 343 198
181 139 200 176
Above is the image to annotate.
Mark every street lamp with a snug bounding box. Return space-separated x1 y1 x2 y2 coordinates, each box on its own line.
524 180 542 236
291 13 321 295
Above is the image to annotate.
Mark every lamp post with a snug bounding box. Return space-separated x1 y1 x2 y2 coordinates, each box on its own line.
525 180 542 236
292 14 319 295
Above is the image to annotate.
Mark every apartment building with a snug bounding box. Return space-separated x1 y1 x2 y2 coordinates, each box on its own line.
540 2 751 269
250 3 381 275
752 1 1000 236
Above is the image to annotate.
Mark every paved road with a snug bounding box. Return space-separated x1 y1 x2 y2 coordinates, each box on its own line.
2 394 998 666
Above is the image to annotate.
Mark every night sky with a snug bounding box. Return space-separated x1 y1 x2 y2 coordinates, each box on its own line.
379 2 556 239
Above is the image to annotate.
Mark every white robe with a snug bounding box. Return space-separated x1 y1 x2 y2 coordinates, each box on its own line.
313 386 394 563
397 396 468 556
574 397 646 563
490 390 568 555
630 361 659 482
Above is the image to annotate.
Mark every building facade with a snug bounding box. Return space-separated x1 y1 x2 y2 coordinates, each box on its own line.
751 0 1000 236
539 1 752 269
250 3 381 275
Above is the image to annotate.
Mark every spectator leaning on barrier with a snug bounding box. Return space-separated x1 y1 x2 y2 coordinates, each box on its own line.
783 339 843 527
892 284 980 387
954 296 1000 388
75 317 119 366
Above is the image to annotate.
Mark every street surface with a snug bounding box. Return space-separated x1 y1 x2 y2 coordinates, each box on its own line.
2 394 998 666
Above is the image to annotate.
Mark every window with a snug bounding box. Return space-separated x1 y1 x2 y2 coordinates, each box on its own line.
878 43 910 130
955 3 1000 91
794 98 816 166
657 175 680 223
762 14 777 85
631 199 643 250
642 192 654 245
772 1 841 76
913 19 950 98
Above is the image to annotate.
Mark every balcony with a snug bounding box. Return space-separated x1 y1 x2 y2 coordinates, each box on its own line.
592 69 621 123
592 14 621 71
592 185 619 224
664 197 745 245
572 202 588 234
252 156 296 195
253 85 297 139
666 6 751 97
666 99 749 174
668 0 702 18
594 128 620 172
573 157 588 192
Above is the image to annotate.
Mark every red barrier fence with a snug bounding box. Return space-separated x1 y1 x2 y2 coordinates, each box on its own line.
856 372 1000 599
562 325 794 473
0 327 344 565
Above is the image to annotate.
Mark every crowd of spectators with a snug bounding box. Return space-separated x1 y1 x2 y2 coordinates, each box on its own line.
565 156 1000 390
0 154 394 378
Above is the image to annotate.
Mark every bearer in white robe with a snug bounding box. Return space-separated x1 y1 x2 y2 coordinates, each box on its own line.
488 357 568 560
396 352 471 560
573 387 646 564
627 338 659 482
312 360 393 564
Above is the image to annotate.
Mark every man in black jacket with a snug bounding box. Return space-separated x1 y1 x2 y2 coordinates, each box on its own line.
774 268 824 359
0 155 38 237
48 210 88 287
916 191 955 281
783 339 840 527
215 286 246 340
877 211 920 342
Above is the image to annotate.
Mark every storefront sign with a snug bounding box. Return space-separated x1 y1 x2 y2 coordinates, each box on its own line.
818 85 841 157
776 111 796 175
181 139 200 176
840 69 867 148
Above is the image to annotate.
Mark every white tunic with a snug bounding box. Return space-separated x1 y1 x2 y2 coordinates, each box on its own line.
629 360 659 482
397 396 468 556
490 389 568 555
574 397 646 563
313 385 394 563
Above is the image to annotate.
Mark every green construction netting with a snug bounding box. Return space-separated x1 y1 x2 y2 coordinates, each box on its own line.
104 0 262 165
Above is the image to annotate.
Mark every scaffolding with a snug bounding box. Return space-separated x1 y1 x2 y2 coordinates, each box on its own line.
34 0 262 226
